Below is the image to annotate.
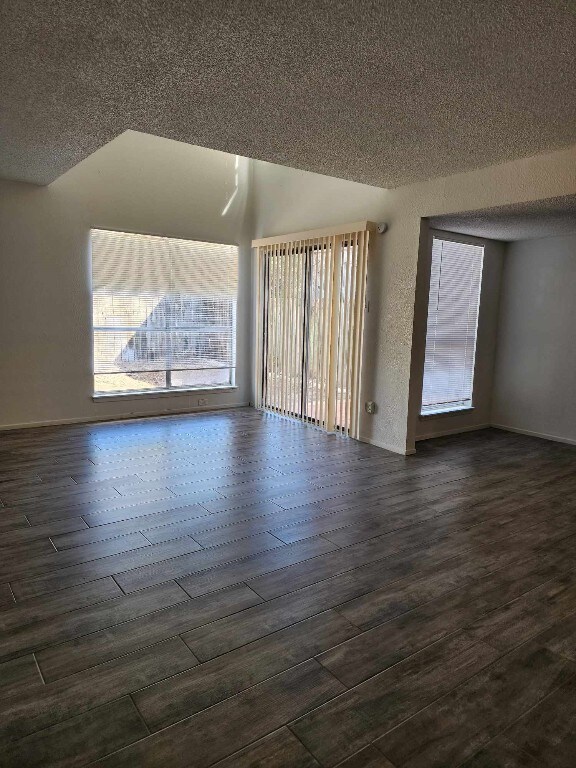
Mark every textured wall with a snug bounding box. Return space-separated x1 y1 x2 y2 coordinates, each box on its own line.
252 144 576 453
0 131 253 428
491 233 576 445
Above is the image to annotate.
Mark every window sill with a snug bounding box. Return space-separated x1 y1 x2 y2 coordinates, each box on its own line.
92 386 238 403
419 406 475 420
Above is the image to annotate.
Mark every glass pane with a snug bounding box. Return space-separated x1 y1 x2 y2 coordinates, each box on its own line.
264 250 306 416
94 329 234 374
94 372 167 393
170 369 233 388
421 238 484 414
93 292 164 328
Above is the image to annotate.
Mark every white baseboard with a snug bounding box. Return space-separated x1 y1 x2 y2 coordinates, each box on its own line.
0 402 250 432
416 422 491 442
14 408 571 457
491 423 576 447
359 434 415 456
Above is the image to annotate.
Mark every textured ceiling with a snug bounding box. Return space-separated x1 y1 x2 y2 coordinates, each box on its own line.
1 0 575 187
429 195 576 241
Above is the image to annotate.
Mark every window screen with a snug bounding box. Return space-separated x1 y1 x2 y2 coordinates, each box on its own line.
91 229 238 395
421 236 484 415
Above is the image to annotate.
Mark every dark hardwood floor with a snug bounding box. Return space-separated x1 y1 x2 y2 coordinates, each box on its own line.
1 408 576 767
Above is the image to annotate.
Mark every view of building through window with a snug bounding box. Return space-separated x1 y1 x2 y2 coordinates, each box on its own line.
91 229 238 394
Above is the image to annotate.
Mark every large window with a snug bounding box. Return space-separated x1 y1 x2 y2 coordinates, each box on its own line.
91 229 238 395
421 235 484 415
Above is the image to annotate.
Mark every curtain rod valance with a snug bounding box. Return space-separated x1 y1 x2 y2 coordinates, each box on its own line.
251 220 377 248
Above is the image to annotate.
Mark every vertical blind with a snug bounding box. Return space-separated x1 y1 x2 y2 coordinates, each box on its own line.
421 236 484 415
91 229 238 394
253 224 371 439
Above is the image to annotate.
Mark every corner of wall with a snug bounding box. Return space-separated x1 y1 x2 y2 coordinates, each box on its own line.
404 217 432 450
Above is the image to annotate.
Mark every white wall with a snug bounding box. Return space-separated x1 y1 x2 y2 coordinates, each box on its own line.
413 229 505 441
0 131 253 428
252 160 388 236
251 160 388 441
491 232 576 445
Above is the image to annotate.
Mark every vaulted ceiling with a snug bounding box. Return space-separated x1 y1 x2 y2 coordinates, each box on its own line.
1 0 575 187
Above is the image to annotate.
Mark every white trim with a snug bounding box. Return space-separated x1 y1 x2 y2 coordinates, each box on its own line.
251 220 376 247
416 422 491 441
429 228 499 247
0 402 250 432
419 406 474 420
359 433 415 456
93 386 237 402
491 423 576 447
419 233 484 421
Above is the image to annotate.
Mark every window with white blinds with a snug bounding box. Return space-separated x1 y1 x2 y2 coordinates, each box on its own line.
91 229 238 395
421 236 484 415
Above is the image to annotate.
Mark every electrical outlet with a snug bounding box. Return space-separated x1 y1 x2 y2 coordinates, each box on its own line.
198 398 208 406
365 401 376 414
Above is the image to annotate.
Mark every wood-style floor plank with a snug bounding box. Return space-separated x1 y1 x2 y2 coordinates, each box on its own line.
0 581 15 609
1 580 189 664
92 660 345 768
374 642 575 768
1 636 197 740
35 582 262 681
1 409 576 767
10 535 203 600
0 577 122 632
460 736 541 767
1 697 149 768
135 610 358 732
501 675 576 766
210 727 322 767
291 632 499 766
336 746 396 768
0 654 43 695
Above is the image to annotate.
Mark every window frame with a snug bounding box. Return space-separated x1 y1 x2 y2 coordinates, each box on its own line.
90 227 239 399
419 229 485 419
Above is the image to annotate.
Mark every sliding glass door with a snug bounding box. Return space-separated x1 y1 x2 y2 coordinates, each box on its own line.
255 228 370 438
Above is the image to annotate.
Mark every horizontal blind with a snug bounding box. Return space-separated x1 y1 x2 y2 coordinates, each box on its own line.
255 227 370 439
91 229 238 393
421 236 484 415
